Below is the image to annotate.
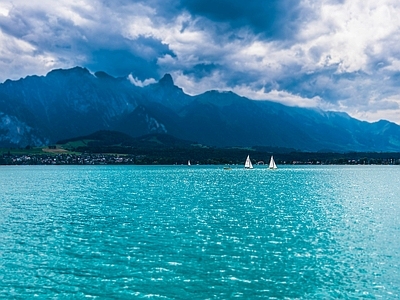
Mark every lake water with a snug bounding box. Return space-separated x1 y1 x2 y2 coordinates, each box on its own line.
0 165 399 299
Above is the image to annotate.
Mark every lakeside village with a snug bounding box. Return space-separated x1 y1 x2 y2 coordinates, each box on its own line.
2 151 400 166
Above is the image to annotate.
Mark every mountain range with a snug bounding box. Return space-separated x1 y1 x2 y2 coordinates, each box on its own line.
1 66 400 152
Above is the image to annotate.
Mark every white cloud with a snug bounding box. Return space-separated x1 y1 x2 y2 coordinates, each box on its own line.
0 29 63 81
349 108 400 125
236 88 323 108
0 3 10 17
298 0 400 73
1 0 400 124
165 1 400 122
173 70 322 108
127 74 156 87
173 70 229 95
343 94 400 124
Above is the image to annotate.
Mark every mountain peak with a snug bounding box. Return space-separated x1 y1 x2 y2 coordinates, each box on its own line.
159 74 174 86
94 71 114 80
2 66 400 151
47 66 91 78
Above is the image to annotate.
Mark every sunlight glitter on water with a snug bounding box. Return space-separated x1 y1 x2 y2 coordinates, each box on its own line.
0 165 399 299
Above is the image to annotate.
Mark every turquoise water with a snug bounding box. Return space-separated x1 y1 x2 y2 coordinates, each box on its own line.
1 165 399 299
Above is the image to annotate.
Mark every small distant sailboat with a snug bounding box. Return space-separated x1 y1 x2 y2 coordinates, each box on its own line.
188 160 191 166
244 155 253 169
269 156 277 170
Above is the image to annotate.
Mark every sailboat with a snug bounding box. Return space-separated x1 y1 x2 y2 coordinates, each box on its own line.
244 155 253 169
269 156 277 170
188 160 191 166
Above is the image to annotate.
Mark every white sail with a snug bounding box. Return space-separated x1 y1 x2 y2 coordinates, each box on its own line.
188 160 191 166
244 155 253 169
269 156 277 169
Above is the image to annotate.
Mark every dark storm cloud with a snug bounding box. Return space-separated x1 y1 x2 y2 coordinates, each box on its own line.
0 5 80 52
87 36 174 79
178 0 307 39
1 0 400 123
0 0 176 81
182 63 219 79
84 38 175 81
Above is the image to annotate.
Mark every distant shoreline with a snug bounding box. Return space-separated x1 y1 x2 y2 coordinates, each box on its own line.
1 151 400 166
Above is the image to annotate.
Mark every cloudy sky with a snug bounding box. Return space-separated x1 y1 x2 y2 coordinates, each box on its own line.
1 0 400 124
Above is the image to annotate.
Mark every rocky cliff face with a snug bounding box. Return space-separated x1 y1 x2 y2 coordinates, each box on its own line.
1 66 400 152
0 112 48 147
0 67 142 145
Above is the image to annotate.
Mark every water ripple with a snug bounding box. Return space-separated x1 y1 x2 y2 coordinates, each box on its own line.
0 165 399 299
